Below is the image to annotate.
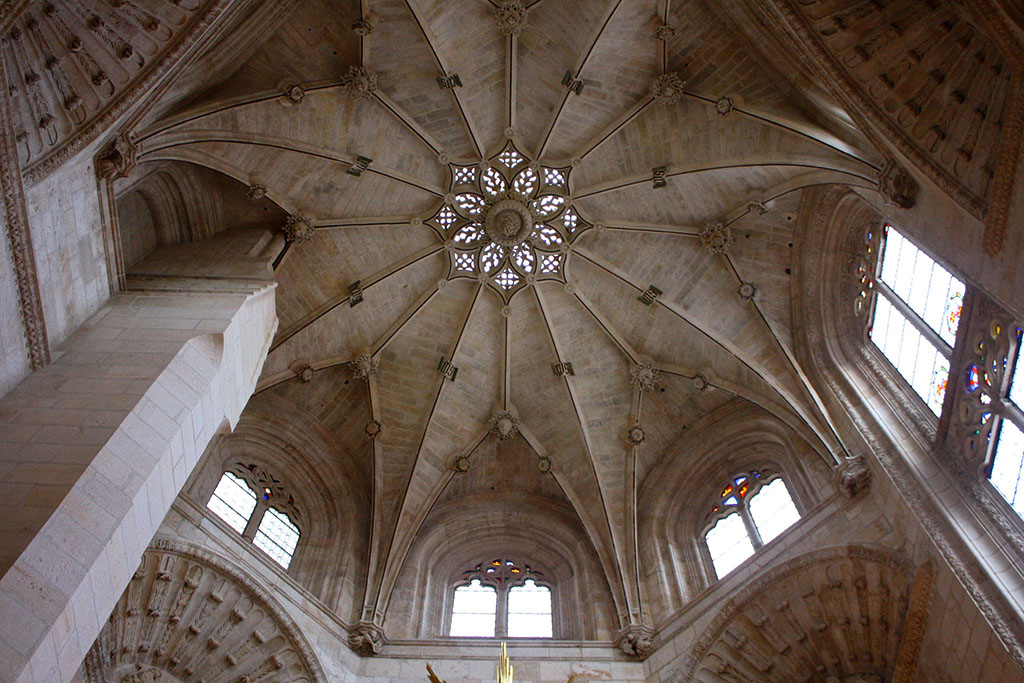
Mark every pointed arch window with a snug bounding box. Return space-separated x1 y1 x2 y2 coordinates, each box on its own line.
702 470 800 579
449 559 552 638
866 224 965 415
206 463 302 569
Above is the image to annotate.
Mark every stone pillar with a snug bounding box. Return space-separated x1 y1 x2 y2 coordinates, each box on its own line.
0 275 277 682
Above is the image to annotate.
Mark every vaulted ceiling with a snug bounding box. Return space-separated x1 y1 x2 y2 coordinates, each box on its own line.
121 0 895 633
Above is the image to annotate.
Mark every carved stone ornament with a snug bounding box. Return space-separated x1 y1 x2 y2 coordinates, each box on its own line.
537 456 552 473
692 374 709 391
877 158 919 209
365 420 382 440
283 214 314 242
454 456 471 473
655 23 676 41
738 282 756 300
630 361 661 391
296 364 314 382
96 133 137 181
340 66 379 99
488 410 521 440
617 624 655 660
716 95 734 116
351 354 380 380
278 82 305 106
352 11 380 36
245 183 267 201
82 541 325 683
348 621 386 655
494 2 529 35
700 221 733 254
747 199 768 215
627 425 646 446
651 72 687 105
835 454 872 498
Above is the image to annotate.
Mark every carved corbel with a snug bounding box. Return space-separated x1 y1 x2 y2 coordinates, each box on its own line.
835 454 872 498
617 623 655 660
348 621 386 655
96 133 137 181
877 159 919 209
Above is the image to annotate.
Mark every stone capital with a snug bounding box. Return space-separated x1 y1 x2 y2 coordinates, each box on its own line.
617 624 655 660
348 621 386 655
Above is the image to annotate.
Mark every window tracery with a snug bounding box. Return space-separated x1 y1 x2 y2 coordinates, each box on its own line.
426 143 590 300
206 463 302 569
956 311 1024 517
449 558 552 638
702 470 800 579
863 224 965 415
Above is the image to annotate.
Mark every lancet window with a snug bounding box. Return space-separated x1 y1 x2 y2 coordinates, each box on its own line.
449 559 552 638
206 463 302 569
862 223 965 415
702 470 800 579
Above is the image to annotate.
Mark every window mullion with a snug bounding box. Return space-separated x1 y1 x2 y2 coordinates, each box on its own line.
740 507 763 549
875 279 952 357
496 586 509 638
243 502 266 540
1000 398 1024 432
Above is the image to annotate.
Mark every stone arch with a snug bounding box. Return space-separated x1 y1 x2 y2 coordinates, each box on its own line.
387 490 619 641
638 400 833 620
188 393 371 619
680 545 922 682
81 539 327 683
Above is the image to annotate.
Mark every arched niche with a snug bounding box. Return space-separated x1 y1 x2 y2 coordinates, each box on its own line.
80 539 326 683
187 392 370 620
384 435 618 641
638 400 833 622
113 160 286 269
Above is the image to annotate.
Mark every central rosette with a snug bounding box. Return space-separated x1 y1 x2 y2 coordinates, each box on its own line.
423 142 591 299
485 199 534 247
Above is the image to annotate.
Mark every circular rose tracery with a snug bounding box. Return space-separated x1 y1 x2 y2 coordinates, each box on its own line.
425 143 590 299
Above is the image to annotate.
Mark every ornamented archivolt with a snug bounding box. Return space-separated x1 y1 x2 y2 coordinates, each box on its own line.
426 142 590 301
2 0 219 179
82 541 323 683
684 547 919 682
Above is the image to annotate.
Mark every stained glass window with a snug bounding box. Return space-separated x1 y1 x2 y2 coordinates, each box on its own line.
206 467 302 570
980 325 1024 518
869 225 964 415
450 580 498 637
703 471 800 580
450 559 552 638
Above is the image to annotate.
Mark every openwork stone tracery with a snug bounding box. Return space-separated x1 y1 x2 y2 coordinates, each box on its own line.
426 142 590 300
